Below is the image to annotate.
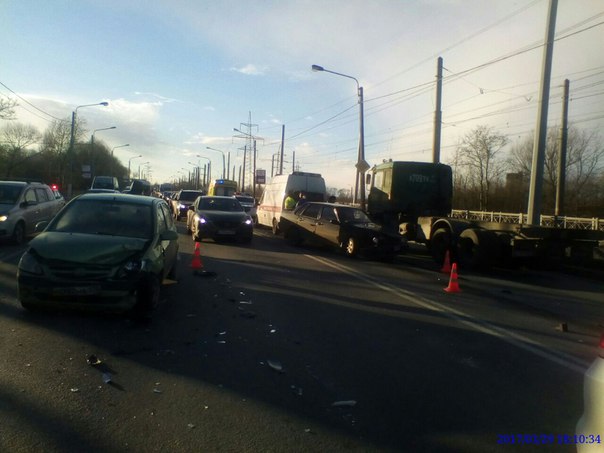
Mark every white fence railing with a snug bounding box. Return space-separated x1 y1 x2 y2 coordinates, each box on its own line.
450 210 604 232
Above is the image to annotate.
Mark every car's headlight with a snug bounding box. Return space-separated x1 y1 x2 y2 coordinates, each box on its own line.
0 215 8 222
244 218 252 225
179 203 186 209
117 258 143 278
18 252 44 276
198 217 207 224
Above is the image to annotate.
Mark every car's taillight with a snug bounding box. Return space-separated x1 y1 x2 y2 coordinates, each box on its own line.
599 334 604 358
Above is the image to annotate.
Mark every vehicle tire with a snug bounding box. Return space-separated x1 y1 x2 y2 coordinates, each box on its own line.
284 227 303 246
130 275 161 319
271 218 280 235
430 228 451 264
166 258 178 280
457 228 499 270
12 221 26 245
344 237 358 257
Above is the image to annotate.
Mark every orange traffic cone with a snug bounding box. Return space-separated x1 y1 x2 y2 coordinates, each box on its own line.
444 262 461 293
191 242 203 271
440 250 452 274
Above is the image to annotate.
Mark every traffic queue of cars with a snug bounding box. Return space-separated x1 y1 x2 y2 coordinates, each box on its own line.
2 178 602 442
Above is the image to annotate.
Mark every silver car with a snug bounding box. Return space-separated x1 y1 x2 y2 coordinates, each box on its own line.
0 181 65 244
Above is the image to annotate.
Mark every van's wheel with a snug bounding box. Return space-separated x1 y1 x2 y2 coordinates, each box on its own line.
430 228 451 264
344 237 358 257
272 218 280 235
12 221 26 245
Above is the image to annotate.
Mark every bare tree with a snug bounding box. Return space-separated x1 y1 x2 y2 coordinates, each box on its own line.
454 125 508 210
0 98 18 120
508 125 604 215
41 119 72 185
0 122 41 178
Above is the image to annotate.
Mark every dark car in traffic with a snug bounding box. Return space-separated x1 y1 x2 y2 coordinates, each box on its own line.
279 202 403 258
172 189 205 220
187 195 253 243
17 193 179 317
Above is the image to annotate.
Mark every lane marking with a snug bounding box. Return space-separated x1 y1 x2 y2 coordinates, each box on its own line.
306 254 590 375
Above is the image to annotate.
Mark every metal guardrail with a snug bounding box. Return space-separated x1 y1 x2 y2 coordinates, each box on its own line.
450 210 604 232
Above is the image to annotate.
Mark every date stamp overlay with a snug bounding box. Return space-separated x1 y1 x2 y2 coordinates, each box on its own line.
497 434 601 446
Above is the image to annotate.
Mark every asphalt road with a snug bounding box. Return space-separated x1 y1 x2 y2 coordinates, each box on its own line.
1 225 603 452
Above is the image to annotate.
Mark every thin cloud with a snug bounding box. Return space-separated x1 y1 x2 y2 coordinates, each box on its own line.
230 64 268 76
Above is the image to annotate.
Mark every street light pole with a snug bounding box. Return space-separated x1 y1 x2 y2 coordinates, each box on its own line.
205 147 227 179
196 157 211 188
67 101 109 198
312 64 368 209
110 144 130 176
138 161 150 179
128 155 142 180
90 126 116 179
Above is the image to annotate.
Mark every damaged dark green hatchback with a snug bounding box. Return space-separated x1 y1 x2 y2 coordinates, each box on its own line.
17 193 179 317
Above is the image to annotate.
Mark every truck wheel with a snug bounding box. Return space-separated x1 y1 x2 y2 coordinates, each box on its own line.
272 218 280 235
457 228 499 270
430 228 451 264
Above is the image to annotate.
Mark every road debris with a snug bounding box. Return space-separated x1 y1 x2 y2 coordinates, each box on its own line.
267 359 283 372
331 400 357 407
86 354 102 366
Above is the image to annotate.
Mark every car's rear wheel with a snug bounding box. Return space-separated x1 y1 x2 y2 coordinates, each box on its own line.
344 237 358 257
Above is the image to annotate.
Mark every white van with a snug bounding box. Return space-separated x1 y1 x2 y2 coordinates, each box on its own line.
257 171 326 234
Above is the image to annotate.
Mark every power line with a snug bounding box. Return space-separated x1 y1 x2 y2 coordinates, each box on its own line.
0 80 63 121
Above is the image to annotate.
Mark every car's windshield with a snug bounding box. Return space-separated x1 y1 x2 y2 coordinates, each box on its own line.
179 191 203 201
336 207 371 223
199 198 243 212
0 184 23 204
50 199 152 239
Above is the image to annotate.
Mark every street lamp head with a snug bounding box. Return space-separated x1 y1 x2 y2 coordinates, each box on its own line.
100 102 109 106
311 64 324 72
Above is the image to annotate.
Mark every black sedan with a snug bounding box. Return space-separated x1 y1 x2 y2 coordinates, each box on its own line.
17 193 179 317
187 196 253 243
279 202 403 258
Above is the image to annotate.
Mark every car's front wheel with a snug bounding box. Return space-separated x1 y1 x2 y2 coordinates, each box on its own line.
12 221 26 245
130 275 161 319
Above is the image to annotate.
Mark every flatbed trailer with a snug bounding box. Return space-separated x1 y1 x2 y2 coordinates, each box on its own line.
367 161 604 269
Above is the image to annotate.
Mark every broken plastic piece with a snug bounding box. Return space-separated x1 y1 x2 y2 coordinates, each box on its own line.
86 355 101 366
187 423 195 429
70 388 80 393
332 400 357 407
267 359 283 372
153 388 162 393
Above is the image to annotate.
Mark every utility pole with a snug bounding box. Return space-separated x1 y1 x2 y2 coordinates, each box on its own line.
527 0 558 225
279 125 285 175
555 79 569 218
432 56 443 164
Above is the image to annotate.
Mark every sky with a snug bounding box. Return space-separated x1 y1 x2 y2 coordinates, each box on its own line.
1 0 603 192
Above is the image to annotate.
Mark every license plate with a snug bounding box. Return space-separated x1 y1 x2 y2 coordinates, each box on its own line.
217 230 236 235
53 286 101 296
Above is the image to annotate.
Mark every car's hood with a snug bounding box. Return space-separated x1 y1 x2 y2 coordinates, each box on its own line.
198 210 248 222
29 232 148 264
